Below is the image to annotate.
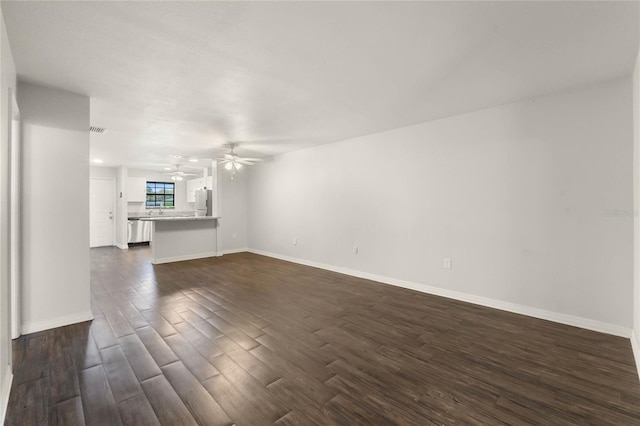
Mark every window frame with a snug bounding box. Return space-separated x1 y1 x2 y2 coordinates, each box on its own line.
145 181 176 209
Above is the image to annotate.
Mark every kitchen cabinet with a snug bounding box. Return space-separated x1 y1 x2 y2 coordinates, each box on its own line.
186 178 198 202
186 176 213 202
127 177 147 203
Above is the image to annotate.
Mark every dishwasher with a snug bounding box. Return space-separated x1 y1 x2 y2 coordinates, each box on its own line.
127 218 152 245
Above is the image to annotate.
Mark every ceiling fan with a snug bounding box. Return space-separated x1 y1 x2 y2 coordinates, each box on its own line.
217 143 262 174
164 164 196 181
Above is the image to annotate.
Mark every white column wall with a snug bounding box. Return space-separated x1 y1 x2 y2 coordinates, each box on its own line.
19 82 92 334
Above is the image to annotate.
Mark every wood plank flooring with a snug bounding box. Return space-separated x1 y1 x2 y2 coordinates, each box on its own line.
6 246 640 425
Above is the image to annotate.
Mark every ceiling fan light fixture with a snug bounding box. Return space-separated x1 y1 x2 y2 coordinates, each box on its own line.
165 164 197 181
218 143 262 177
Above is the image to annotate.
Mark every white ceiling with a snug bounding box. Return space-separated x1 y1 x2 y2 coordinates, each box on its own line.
2 1 638 171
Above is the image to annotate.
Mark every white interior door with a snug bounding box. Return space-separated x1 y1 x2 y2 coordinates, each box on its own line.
90 178 115 247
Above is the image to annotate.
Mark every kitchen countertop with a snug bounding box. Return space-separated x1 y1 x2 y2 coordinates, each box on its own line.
138 216 219 221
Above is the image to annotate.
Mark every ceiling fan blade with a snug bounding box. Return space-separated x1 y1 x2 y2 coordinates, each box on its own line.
217 159 231 164
238 157 263 162
224 154 234 159
236 159 257 165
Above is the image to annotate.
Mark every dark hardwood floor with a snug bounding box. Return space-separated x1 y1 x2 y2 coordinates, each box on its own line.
6 246 640 425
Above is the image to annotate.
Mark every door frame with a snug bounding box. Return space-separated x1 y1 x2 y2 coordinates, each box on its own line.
90 177 116 248
9 89 20 339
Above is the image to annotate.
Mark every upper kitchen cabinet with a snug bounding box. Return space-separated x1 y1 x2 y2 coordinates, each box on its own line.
127 177 147 202
186 176 213 202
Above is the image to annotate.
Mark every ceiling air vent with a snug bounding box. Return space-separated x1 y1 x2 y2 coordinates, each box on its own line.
90 126 107 134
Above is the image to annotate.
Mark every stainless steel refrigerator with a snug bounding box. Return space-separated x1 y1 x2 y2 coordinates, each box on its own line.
194 189 213 216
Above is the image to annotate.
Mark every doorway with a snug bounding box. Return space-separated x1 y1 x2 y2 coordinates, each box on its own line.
90 178 115 247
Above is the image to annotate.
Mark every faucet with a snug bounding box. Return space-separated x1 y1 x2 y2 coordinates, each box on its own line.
159 206 164 215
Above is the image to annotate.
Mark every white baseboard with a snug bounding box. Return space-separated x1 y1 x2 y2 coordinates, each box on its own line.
21 311 94 335
248 249 632 338
632 330 640 380
0 369 12 425
219 247 248 256
152 251 218 264
116 243 128 250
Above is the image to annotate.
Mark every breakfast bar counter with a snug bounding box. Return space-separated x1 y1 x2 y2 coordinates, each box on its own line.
139 216 219 264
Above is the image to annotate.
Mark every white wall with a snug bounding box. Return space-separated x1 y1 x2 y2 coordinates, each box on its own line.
90 165 117 179
248 77 634 332
219 167 248 253
0 10 15 422
19 82 92 334
127 168 190 213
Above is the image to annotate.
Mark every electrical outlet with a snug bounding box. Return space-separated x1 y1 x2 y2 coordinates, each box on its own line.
293 238 297 245
232 233 237 239
443 258 452 269
353 246 359 254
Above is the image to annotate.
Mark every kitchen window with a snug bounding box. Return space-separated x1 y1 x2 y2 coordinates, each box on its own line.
146 181 175 208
